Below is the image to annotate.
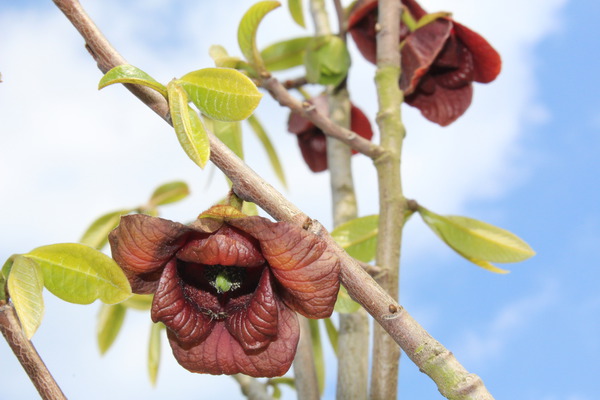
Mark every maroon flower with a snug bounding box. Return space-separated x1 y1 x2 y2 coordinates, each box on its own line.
108 205 340 377
348 0 502 126
287 95 374 172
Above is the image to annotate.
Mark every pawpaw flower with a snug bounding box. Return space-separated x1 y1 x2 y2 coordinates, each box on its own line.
287 95 374 172
348 0 501 126
108 205 340 377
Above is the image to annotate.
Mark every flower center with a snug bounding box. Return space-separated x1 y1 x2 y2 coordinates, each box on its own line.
204 265 246 294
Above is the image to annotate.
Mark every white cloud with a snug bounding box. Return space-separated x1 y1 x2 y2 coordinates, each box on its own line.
0 0 568 398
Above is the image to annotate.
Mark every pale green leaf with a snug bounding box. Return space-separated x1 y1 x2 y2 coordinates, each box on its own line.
149 181 190 207
323 318 338 356
419 206 535 265
211 119 244 159
304 36 351 86
455 252 510 274
242 201 259 216
97 303 126 354
308 319 325 395
7 256 44 339
148 322 163 386
26 243 132 305
261 37 311 71
1 255 16 301
167 81 211 168
247 114 287 188
331 215 378 262
287 0 305 28
334 285 361 313
237 1 281 70
98 64 167 98
80 209 133 250
122 294 153 310
179 68 262 122
208 45 258 75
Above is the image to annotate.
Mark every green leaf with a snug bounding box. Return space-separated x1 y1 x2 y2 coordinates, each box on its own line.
304 35 351 86
211 119 244 160
287 0 305 28
323 318 338 356
7 256 44 339
167 80 211 168
122 294 153 310
148 322 163 386
242 201 259 216
331 215 379 262
179 68 262 122
148 181 190 207
308 319 325 395
261 37 311 71
25 243 132 305
1 255 16 301
98 64 167 98
419 206 535 272
97 303 126 354
247 115 287 188
237 1 281 71
334 285 361 313
80 209 133 250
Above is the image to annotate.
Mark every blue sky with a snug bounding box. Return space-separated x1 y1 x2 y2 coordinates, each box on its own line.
1 0 598 399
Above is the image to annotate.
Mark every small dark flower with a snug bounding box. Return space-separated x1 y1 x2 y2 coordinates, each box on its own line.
287 95 374 172
108 205 340 377
348 0 501 126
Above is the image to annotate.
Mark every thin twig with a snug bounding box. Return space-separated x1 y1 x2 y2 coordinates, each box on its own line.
292 316 320 400
0 303 67 400
51 1 495 398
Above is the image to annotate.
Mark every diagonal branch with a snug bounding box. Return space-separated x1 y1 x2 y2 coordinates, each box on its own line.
51 1 495 398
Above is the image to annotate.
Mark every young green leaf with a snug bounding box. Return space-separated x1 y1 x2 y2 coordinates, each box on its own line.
7 256 44 339
242 201 259 216
323 318 338 356
167 81 211 168
148 322 163 386
0 255 15 301
80 209 133 250
331 215 379 262
261 37 312 71
179 68 262 122
418 206 535 272
247 115 287 188
122 294 153 310
97 303 126 354
210 119 244 160
237 1 281 71
25 243 131 305
305 35 351 86
334 285 361 314
287 0 305 28
309 319 325 395
98 64 167 98
148 181 190 207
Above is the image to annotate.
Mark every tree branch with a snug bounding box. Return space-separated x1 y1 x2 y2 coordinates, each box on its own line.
292 316 320 400
232 374 274 400
51 1 495 398
0 303 67 400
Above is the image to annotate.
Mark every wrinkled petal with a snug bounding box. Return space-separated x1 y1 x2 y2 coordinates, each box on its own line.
400 18 452 95
347 0 378 64
151 259 216 345
169 300 299 377
109 214 192 293
453 22 501 83
225 268 279 352
434 40 475 90
177 225 265 267
229 217 340 319
406 82 473 126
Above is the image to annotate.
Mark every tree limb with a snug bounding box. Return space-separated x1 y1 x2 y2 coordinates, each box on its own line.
51 1 495 398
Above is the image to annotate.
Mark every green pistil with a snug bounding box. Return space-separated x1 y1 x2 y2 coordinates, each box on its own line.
205 265 244 294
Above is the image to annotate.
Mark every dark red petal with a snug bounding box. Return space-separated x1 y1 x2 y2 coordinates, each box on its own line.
228 217 340 319
177 225 265 267
453 22 501 83
348 0 378 65
168 300 299 377
151 259 216 345
287 109 314 135
400 18 453 94
297 131 328 172
406 82 473 126
402 0 428 20
108 214 192 293
225 268 279 352
434 41 475 89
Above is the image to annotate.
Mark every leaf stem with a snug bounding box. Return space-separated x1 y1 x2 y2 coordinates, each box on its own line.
0 303 67 400
370 0 406 398
51 1 495 398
